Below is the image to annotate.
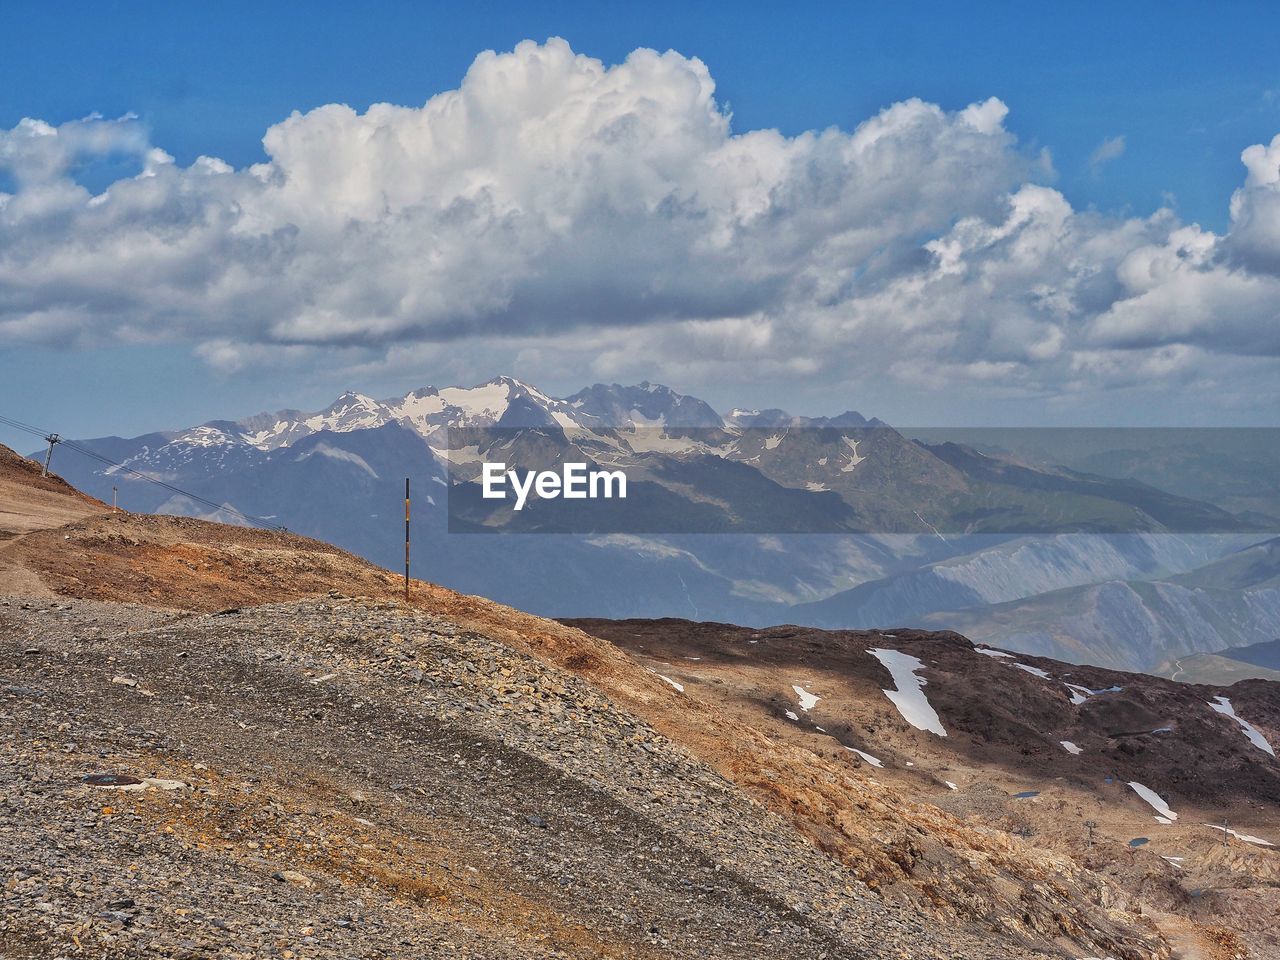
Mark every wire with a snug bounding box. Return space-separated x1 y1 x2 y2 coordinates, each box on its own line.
0 412 288 531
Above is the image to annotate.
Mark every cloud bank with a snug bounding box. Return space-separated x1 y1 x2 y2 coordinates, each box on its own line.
2 38 1279 403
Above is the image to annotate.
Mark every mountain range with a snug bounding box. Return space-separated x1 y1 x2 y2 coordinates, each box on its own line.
37 376 1280 673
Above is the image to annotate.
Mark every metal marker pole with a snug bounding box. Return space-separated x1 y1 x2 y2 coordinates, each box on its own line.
404 477 410 601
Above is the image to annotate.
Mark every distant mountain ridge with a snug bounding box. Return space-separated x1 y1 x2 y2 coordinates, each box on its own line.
34 375 1280 672
908 536 1280 671
1153 637 1280 685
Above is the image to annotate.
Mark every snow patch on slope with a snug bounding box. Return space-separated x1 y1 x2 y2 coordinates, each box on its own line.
1208 696 1275 756
847 747 884 768
295 443 379 478
1012 663 1051 679
868 648 947 737
1205 824 1275 847
1128 782 1178 822
793 684 820 712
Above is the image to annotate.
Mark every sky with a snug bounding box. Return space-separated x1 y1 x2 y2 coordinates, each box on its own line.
2 1 1280 453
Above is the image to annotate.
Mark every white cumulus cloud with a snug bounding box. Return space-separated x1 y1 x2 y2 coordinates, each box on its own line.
2 37 1280 406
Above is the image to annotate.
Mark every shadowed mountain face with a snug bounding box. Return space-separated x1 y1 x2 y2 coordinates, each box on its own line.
567 618 1280 808
1153 637 1280 685
1215 637 1280 671
910 537 1280 672
29 377 1280 672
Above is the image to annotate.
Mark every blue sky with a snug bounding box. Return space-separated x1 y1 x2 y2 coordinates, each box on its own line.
8 2 1277 227
2 2 1280 451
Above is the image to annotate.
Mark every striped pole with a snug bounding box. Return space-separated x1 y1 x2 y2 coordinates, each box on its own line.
404 477 410 601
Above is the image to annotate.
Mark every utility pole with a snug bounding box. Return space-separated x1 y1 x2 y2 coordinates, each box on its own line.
1085 820 1097 848
41 433 60 477
1222 817 1230 847
404 477 410 602
112 485 118 512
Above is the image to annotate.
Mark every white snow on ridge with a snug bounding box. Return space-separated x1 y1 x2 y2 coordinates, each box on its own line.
981 649 1057 683
432 444 484 465
295 443 379 478
1013 663 1051 679
1205 824 1275 847
847 747 883 768
1128 782 1178 822
1064 682 1123 705
784 710 799 721
840 437 866 471
1208 696 1276 756
868 648 947 737
793 684 820 712
303 392 388 434
172 425 240 447
438 381 512 419
1061 740 1083 755
1065 684 1092 705
657 675 684 693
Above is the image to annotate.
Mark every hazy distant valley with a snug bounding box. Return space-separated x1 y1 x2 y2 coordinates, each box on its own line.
41 377 1280 675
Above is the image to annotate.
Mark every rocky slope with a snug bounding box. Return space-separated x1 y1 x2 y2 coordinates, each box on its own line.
568 617 1280 960
5 595 961 960
0 444 1187 958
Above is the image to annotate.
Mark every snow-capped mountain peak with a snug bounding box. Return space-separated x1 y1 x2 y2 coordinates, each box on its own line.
127 378 813 467
565 382 725 429
305 392 391 433
170 424 242 448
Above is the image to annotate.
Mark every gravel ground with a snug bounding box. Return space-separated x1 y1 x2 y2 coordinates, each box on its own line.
0 594 1034 960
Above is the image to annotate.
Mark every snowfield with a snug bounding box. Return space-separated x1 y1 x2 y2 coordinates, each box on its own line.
792 684 820 712
847 747 884 768
1127 782 1178 822
1012 663 1051 679
1208 696 1275 756
868 649 947 737
1064 682 1123 705
1205 824 1275 847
